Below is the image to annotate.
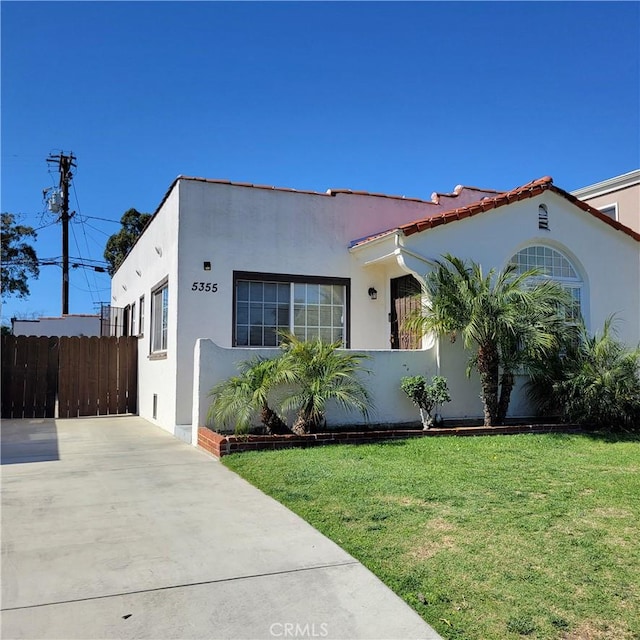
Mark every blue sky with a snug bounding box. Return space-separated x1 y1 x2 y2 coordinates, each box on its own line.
2 1 639 325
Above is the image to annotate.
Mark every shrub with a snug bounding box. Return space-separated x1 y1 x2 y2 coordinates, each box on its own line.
401 375 451 429
528 316 640 431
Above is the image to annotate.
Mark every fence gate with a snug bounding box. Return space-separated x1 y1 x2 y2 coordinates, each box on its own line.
1 335 137 419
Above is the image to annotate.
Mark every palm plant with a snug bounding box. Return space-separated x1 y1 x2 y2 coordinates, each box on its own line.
278 334 372 435
529 317 640 430
405 254 572 426
207 356 292 434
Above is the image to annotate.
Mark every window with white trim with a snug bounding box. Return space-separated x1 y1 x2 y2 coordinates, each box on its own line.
510 245 583 322
138 295 145 337
131 301 137 337
234 272 349 347
151 281 168 353
598 204 617 220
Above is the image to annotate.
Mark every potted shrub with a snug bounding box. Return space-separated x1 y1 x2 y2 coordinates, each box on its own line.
401 375 451 430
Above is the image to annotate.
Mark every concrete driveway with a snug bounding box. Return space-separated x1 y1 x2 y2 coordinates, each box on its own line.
1 416 441 640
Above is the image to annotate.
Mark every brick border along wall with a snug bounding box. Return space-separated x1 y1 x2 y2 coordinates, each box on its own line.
198 424 581 458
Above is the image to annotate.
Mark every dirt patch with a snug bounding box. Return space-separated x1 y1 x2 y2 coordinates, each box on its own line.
406 517 458 560
562 621 635 640
588 507 634 519
425 516 456 533
408 535 456 560
378 495 431 508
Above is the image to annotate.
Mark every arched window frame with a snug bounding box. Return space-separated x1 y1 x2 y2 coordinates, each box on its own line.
509 245 583 324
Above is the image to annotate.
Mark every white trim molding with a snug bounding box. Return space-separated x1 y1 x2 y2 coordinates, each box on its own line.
571 169 640 200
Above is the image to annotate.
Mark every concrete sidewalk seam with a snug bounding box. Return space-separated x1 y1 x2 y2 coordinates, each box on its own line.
1 560 361 612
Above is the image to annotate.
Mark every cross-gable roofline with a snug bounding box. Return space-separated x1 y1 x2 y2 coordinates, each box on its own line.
350 176 640 248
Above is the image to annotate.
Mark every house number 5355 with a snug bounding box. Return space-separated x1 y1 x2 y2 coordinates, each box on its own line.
192 282 218 292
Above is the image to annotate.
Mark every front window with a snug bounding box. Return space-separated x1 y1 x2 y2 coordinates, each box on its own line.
234 272 349 347
151 281 168 353
510 245 583 323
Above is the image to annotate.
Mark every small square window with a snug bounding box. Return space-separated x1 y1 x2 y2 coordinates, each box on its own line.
599 205 617 220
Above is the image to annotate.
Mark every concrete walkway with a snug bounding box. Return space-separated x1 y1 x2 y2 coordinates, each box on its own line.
1 416 441 640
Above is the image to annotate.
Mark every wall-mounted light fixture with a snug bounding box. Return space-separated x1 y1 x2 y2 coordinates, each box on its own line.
203 261 212 271
368 287 378 300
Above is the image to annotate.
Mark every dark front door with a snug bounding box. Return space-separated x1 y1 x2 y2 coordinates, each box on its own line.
390 274 422 349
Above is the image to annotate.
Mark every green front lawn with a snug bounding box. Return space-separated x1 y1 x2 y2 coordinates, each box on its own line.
223 433 640 640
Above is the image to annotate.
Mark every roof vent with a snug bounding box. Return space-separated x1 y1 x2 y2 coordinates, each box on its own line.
538 204 549 230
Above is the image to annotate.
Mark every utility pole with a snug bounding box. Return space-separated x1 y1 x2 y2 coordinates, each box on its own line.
47 152 76 315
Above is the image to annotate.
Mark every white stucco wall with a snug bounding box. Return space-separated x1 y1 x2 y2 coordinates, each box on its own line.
192 339 440 442
172 180 444 429
110 186 180 436
351 190 640 423
11 315 101 337
407 191 639 345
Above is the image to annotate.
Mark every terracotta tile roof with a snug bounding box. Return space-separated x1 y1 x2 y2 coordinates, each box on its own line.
350 177 640 247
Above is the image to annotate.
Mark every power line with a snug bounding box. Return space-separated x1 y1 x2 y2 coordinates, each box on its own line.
82 221 112 237
70 222 97 306
80 214 121 223
71 180 103 305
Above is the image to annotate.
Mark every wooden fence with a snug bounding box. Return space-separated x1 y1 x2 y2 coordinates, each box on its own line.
1 335 137 419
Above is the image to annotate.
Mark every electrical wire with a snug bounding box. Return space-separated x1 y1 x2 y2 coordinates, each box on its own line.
82 221 112 236
70 223 97 306
71 180 102 304
79 215 121 224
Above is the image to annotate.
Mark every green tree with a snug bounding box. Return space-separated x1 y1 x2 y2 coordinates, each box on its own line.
528 316 640 431
279 334 372 435
1 213 39 299
104 208 151 276
406 254 572 426
207 356 292 435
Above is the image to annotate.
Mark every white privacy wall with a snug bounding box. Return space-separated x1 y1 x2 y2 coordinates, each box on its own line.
11 315 101 337
191 339 441 442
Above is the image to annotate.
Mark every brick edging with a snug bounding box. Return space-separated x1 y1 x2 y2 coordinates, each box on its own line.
198 424 582 458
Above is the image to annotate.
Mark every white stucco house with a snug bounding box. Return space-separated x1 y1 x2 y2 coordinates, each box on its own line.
110 174 640 443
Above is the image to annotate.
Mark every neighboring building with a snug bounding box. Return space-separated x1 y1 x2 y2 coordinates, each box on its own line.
572 169 640 233
11 314 102 337
111 175 640 443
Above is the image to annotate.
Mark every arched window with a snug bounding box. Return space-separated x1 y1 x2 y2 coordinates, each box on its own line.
510 246 582 322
